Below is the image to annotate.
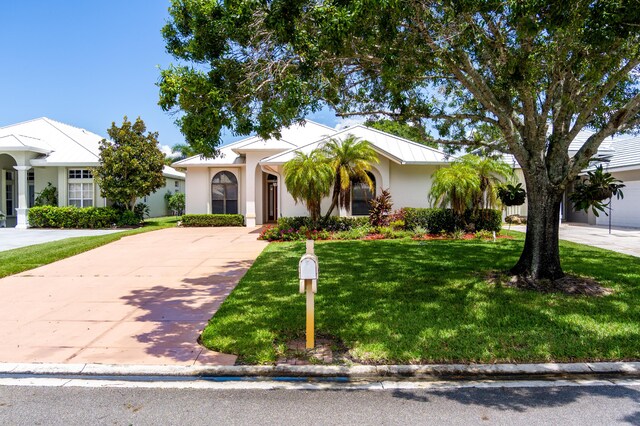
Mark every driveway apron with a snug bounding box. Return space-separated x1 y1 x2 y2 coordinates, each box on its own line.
0 227 267 366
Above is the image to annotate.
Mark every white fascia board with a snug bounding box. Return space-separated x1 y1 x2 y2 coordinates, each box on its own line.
0 146 51 155
175 163 246 168
30 160 100 167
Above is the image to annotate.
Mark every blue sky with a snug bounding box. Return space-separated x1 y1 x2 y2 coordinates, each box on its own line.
0 1 347 154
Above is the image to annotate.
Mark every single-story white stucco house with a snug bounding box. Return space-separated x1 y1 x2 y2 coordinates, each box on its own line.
0 117 185 228
173 121 451 226
174 119 639 229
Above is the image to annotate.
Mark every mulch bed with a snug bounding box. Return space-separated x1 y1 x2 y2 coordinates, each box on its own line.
486 271 614 296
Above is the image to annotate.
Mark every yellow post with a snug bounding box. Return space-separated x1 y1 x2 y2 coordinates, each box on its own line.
306 279 314 349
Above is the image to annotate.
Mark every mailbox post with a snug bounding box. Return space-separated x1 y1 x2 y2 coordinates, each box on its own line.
299 240 318 349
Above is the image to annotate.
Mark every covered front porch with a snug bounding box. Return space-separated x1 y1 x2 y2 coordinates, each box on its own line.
0 143 50 228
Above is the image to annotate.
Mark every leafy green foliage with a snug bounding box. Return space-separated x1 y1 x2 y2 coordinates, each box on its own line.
430 155 512 217
181 214 244 227
365 119 436 148
569 166 625 216
165 191 186 215
403 207 501 233
430 163 480 216
368 189 393 227
277 216 369 232
94 117 166 211
34 182 58 207
28 206 143 228
283 150 333 222
498 183 527 207
321 135 379 219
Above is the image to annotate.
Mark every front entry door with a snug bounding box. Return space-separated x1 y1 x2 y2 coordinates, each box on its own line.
5 171 15 217
267 180 278 222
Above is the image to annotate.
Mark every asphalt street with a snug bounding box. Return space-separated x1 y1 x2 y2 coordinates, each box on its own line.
0 382 638 425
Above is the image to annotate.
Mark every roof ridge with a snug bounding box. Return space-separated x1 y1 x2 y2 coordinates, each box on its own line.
0 117 49 131
41 118 100 160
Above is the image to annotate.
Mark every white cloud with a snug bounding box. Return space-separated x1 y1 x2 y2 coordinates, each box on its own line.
160 144 178 158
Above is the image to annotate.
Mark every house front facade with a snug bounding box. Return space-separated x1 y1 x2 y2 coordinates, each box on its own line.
174 121 452 226
0 117 185 228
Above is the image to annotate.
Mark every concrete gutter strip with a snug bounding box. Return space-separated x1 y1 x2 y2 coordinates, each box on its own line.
0 362 638 378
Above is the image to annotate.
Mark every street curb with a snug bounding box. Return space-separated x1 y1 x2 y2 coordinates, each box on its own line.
1 361 639 378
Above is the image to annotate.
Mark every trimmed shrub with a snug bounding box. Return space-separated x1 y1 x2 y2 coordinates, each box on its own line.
28 206 121 229
465 209 502 232
181 214 244 227
276 216 368 232
404 207 501 233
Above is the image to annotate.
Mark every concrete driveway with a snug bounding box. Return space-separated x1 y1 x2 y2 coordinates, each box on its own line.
511 223 640 257
0 228 123 252
0 227 267 365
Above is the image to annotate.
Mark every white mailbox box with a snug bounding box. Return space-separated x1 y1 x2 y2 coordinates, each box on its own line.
299 254 318 293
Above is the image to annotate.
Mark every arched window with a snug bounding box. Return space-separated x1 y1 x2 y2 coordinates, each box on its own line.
212 171 238 214
351 172 376 216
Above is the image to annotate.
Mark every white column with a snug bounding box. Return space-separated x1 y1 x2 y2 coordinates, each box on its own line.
244 158 258 227
14 165 31 229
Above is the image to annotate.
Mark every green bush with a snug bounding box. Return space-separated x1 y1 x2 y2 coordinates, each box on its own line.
28 206 122 229
181 214 244 227
277 216 368 232
404 208 501 233
465 209 502 232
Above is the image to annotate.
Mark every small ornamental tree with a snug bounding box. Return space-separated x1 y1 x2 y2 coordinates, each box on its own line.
94 117 166 211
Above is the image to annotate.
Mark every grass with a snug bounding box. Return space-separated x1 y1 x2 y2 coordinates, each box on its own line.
201 232 640 364
0 216 179 278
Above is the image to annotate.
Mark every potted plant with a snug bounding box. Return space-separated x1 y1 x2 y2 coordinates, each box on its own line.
0 211 5 228
569 165 625 216
497 183 526 207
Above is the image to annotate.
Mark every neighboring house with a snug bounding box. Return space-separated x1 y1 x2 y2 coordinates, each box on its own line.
0 117 185 228
173 121 451 226
565 132 640 228
506 130 640 228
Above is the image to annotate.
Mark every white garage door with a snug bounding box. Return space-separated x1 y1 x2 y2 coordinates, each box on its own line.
596 180 640 228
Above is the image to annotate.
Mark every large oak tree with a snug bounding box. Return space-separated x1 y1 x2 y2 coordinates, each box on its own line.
159 0 640 282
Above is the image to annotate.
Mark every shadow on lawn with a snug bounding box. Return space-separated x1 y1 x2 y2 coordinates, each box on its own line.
118 260 253 362
201 237 640 364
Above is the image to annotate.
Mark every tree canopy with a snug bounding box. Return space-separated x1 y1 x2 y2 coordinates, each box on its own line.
160 0 640 282
94 117 166 211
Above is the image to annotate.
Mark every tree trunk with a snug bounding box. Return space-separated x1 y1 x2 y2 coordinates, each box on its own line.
509 179 564 281
323 181 341 220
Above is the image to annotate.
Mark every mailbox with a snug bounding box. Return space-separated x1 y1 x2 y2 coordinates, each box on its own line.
299 253 318 293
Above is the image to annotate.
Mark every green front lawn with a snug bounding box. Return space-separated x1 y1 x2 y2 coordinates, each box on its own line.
0 216 179 278
201 233 640 364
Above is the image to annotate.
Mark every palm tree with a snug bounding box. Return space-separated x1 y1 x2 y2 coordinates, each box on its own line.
283 149 333 222
321 135 379 219
459 155 514 210
429 163 481 217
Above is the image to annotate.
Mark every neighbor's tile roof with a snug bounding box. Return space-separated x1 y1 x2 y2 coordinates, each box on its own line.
0 117 184 178
0 117 101 164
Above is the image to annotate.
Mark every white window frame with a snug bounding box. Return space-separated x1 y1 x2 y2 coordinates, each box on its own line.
68 169 94 208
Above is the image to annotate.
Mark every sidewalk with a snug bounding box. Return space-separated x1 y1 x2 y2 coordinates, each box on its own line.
0 227 267 366
510 223 640 257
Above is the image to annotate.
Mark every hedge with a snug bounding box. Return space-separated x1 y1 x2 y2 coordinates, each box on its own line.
277 216 369 232
181 214 245 227
403 208 501 233
28 205 140 229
